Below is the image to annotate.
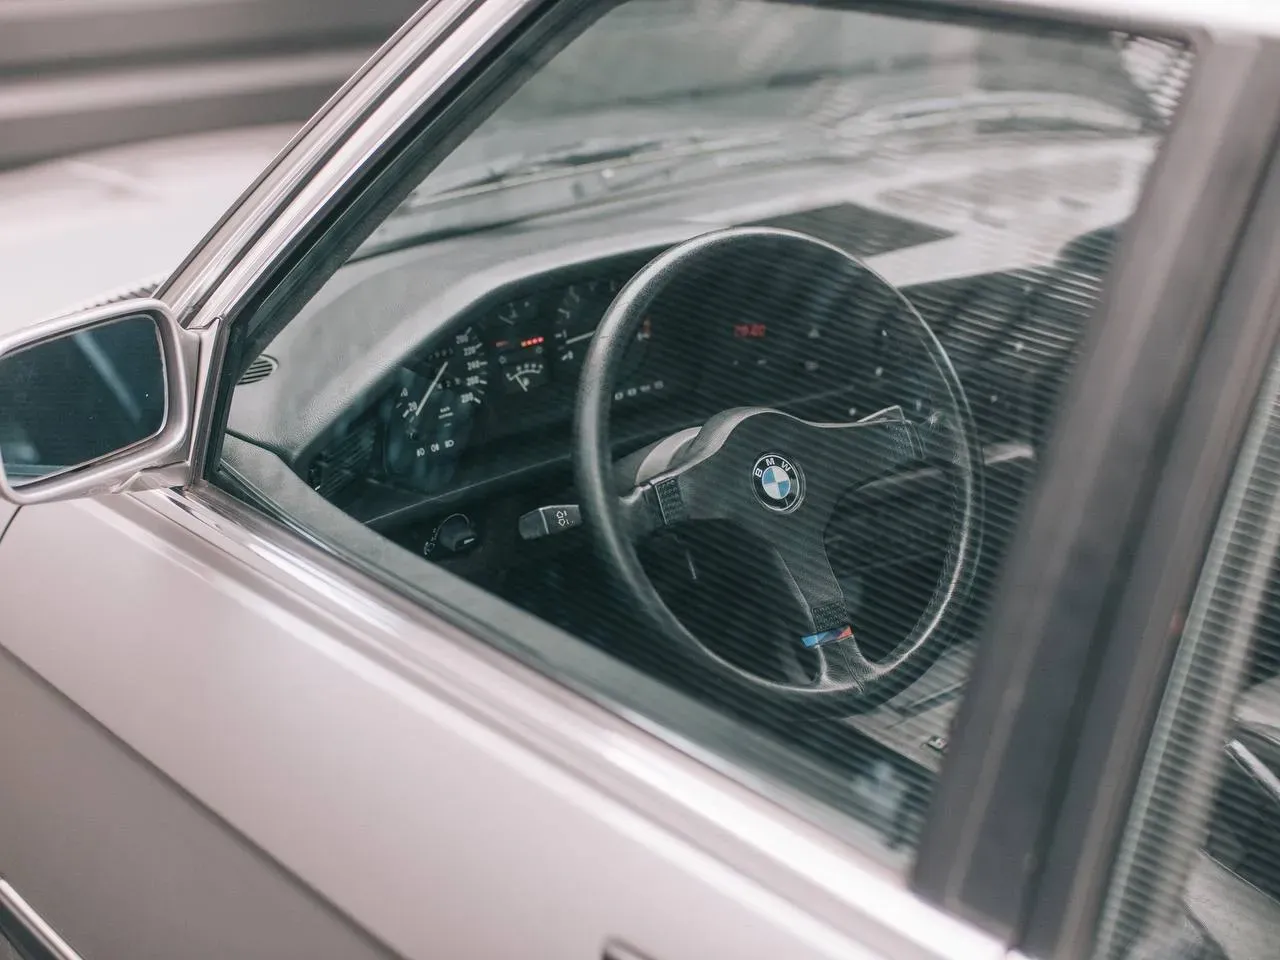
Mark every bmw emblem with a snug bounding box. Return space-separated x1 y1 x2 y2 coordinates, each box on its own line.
752 454 803 512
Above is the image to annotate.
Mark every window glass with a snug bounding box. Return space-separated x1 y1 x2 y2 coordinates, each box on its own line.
1094 354 1280 959
0 918 39 960
218 0 1191 867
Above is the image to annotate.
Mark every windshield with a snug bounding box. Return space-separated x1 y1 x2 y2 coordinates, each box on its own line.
363 0 1182 243
500 1 1150 122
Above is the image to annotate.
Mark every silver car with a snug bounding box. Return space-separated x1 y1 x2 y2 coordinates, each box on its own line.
2 1 1278 958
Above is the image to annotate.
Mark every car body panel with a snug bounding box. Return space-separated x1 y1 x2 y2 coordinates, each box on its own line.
0 642 392 960
0 486 1004 960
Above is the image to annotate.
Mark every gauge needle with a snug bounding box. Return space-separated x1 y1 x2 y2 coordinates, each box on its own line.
514 372 529 392
416 362 448 416
564 328 596 345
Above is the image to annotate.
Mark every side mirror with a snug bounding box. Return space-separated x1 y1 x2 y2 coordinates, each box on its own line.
0 300 196 505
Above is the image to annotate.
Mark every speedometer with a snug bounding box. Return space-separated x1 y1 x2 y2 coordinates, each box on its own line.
382 326 489 491
428 325 490 408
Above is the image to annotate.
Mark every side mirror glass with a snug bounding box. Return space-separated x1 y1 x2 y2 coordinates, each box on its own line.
0 301 193 504
0 314 166 485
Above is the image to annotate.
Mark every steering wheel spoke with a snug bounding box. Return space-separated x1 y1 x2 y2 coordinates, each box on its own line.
771 533 854 643
815 406 923 491
618 450 720 539
810 638 875 691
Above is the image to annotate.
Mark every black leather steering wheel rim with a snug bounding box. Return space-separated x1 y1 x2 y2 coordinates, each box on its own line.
575 226 981 716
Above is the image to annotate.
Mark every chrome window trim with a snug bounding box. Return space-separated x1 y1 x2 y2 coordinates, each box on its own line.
0 879 85 960
149 0 449 313
139 482 1006 960
154 0 475 322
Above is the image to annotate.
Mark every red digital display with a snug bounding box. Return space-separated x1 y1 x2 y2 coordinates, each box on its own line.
733 322 767 339
494 335 545 351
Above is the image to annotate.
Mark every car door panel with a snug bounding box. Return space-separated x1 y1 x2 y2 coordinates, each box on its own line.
0 642 393 960
0 491 999 960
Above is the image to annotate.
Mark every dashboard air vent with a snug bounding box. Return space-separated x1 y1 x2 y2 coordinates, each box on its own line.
307 422 376 502
238 355 278 386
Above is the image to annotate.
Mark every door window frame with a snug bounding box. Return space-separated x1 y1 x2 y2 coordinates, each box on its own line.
150 0 1280 944
997 42 1280 960
912 22 1280 939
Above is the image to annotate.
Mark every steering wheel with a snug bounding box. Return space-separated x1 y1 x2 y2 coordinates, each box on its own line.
575 227 981 715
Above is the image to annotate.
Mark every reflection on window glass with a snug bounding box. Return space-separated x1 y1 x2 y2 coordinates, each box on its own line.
225 0 1193 867
1096 354 1280 960
1 928 33 960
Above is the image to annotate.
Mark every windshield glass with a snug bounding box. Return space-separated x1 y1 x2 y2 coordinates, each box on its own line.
360 0 1183 249
501 1 1147 122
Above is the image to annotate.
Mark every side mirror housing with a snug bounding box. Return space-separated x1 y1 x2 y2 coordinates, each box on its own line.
0 299 196 505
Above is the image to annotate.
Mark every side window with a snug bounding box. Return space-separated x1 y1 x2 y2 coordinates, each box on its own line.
2 934 26 960
218 0 1191 868
1094 357 1280 958
0 931 43 960
0 882 72 960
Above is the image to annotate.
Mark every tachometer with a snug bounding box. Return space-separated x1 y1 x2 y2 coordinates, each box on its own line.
553 278 621 371
554 276 655 384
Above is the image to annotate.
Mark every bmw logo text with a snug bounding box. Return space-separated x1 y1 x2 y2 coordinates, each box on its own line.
752 454 803 512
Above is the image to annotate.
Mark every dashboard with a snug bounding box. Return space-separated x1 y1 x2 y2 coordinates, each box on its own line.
368 259 680 496
296 249 699 510
227 144 1133 569
296 241 929 518
291 219 1112 533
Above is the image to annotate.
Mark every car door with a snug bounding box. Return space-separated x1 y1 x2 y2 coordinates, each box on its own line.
0 2 1273 960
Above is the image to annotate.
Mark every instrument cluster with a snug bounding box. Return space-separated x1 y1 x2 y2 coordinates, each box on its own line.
377 267 675 493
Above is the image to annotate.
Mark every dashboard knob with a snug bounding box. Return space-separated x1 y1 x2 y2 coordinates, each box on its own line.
435 513 478 555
